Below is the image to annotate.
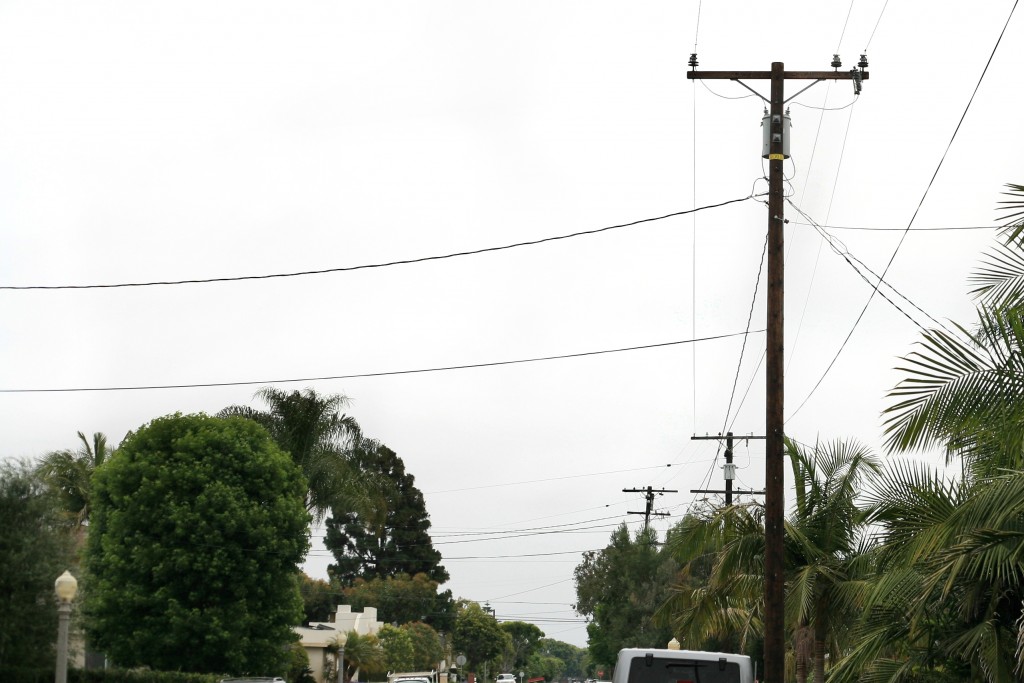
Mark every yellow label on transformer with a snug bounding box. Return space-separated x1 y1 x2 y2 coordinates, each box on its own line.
768 153 785 160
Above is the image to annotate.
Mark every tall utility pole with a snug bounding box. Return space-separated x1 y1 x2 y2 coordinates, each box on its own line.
687 56 867 683
690 432 766 505
623 486 677 533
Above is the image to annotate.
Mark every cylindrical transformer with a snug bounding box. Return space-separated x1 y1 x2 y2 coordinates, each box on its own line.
761 110 791 159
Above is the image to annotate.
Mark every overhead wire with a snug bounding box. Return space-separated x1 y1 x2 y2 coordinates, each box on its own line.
0 329 764 393
786 0 1019 423
787 200 952 333
0 196 753 291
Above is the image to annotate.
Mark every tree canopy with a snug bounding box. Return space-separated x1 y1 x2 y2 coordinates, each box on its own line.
84 413 310 675
574 524 676 669
325 439 448 585
0 460 75 668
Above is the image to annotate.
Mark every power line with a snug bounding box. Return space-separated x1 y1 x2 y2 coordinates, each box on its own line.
785 0 1018 423
789 220 999 232
0 330 763 393
0 196 754 291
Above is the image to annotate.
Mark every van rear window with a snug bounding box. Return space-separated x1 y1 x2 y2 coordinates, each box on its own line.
627 657 741 683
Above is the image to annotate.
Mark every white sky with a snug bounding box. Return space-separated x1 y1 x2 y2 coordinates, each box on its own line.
2 1 1022 650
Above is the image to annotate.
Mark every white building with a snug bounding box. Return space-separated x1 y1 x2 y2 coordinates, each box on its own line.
295 605 384 683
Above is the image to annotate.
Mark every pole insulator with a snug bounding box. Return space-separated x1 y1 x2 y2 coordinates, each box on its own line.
831 53 842 69
688 53 699 69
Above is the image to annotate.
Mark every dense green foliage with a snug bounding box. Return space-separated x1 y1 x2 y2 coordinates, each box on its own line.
573 524 677 670
498 621 545 672
0 461 75 668
0 669 220 683
378 623 416 672
453 603 506 673
340 572 454 631
401 621 444 671
300 572 338 622
534 639 587 680
325 439 448 585
84 413 310 675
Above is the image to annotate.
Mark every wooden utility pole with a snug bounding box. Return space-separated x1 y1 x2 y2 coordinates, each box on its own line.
686 56 867 683
623 485 677 533
690 432 766 505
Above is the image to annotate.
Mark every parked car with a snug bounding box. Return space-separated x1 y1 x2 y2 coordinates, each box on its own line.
496 674 516 683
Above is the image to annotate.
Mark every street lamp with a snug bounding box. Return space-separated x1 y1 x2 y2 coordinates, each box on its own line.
54 570 78 683
337 632 348 683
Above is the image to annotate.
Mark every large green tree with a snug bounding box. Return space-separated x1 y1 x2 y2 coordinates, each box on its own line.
573 524 677 671
85 413 310 675
325 439 448 585
453 603 506 675
0 461 75 668
499 621 545 672
219 387 366 523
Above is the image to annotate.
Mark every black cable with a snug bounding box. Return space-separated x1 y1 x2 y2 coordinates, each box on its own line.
789 220 999 232
786 0 1018 423
1 196 754 291
0 330 764 393
723 229 769 430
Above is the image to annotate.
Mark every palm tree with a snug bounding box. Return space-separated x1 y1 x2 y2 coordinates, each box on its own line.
35 430 115 528
219 387 368 523
840 183 1024 683
661 437 879 683
329 630 385 682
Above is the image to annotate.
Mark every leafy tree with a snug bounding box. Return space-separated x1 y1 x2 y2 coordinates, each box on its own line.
35 430 115 528
84 413 311 675
325 439 448 585
219 387 367 523
379 623 416 672
300 572 338 623
527 653 566 683
574 524 676 670
0 460 75 668
341 572 455 630
402 621 444 670
453 603 506 675
499 622 545 672
535 639 587 680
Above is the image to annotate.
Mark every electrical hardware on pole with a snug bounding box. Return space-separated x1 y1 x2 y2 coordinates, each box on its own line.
690 432 766 505
623 485 678 533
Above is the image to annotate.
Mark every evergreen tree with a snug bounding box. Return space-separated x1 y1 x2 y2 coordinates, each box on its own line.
325 439 448 585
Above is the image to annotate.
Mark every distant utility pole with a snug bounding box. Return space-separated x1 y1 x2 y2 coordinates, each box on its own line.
690 432 765 505
687 55 868 683
623 485 677 533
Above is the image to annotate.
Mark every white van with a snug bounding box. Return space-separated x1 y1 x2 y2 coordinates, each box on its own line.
612 648 754 683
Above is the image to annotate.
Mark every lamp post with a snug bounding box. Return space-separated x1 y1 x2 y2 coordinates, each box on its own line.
54 570 78 683
337 632 348 683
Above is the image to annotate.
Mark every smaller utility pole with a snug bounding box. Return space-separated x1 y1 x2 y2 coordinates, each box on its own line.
690 432 766 505
623 485 678 533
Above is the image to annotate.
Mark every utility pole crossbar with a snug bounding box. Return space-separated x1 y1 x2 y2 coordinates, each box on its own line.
691 432 766 505
687 56 868 683
622 485 678 533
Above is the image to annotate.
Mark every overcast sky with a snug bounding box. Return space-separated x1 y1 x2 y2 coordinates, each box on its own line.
2 1 1022 649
